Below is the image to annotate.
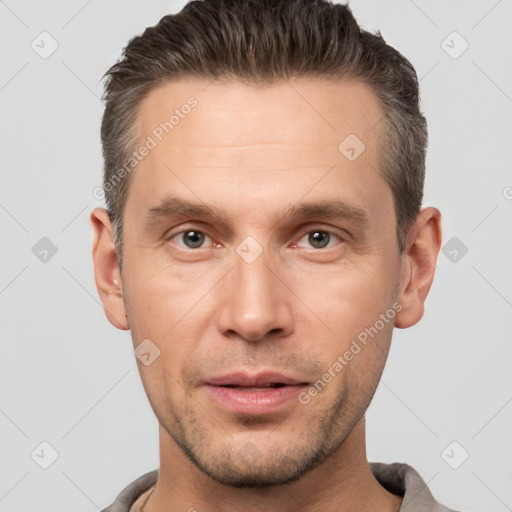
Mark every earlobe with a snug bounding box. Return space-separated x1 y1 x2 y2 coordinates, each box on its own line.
394 207 442 329
90 207 129 330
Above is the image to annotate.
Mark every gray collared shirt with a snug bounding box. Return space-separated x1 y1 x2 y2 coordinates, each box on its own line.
101 462 461 511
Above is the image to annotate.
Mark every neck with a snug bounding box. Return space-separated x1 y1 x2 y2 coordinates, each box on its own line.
143 417 402 512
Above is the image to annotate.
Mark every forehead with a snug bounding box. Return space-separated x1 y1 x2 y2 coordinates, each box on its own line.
136 77 384 153
125 77 390 227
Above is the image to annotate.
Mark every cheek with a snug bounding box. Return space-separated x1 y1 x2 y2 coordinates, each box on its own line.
294 259 396 334
122 252 208 338
290 255 399 395
122 260 218 393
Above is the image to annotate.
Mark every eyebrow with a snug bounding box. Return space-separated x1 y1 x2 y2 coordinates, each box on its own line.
145 196 370 229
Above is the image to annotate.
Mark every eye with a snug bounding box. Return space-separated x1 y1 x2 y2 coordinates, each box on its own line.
295 230 343 249
168 230 212 249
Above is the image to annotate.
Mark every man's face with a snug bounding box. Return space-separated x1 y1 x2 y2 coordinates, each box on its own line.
118 78 403 486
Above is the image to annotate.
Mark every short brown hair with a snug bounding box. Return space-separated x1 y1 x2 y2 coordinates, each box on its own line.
101 0 427 270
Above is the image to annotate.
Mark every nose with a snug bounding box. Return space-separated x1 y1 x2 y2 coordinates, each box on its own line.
216 245 294 342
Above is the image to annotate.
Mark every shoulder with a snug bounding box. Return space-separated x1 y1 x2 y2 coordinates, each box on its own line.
370 461 463 512
100 469 158 512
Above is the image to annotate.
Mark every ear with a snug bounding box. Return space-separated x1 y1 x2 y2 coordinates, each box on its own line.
90 207 129 330
394 206 442 329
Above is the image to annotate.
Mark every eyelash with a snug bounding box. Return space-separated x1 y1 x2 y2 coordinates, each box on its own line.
165 227 345 250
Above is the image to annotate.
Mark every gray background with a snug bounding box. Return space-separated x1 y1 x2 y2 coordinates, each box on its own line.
0 0 511 510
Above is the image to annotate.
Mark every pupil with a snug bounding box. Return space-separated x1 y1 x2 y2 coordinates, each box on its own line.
184 231 204 248
309 231 329 248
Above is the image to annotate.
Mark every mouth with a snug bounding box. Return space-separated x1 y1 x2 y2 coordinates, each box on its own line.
220 383 288 389
204 370 308 388
204 383 308 415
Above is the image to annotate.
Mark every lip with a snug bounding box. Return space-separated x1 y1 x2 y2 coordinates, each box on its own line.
204 371 307 387
202 371 308 415
204 383 308 415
